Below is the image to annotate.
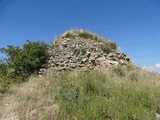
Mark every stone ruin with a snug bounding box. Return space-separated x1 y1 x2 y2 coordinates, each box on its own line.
47 30 132 72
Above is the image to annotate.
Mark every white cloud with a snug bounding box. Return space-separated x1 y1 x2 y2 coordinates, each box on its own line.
142 66 147 70
141 63 160 73
155 63 160 69
142 66 155 72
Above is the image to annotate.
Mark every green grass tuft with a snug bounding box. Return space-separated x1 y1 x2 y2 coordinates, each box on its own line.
65 32 75 39
79 32 94 40
80 48 87 55
113 66 126 77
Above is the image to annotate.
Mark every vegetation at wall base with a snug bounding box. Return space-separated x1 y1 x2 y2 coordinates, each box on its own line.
2 66 159 120
55 69 159 120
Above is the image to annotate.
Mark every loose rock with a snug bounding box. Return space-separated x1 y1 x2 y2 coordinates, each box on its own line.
46 30 133 72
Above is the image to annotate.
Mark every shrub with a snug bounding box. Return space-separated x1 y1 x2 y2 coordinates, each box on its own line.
22 40 49 74
0 40 49 80
0 62 10 93
0 62 7 77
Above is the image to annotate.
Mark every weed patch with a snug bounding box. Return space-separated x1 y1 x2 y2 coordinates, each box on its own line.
129 72 139 81
65 32 75 39
80 48 86 55
55 70 158 119
79 32 94 39
113 66 126 77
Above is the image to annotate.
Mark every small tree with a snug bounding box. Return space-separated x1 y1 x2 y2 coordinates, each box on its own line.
22 40 49 74
0 40 49 80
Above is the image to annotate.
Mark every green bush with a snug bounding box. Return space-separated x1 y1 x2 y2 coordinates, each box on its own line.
0 62 7 77
22 40 49 74
0 40 49 81
0 62 14 83
0 63 10 93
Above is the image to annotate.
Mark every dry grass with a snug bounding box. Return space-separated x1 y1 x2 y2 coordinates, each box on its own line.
62 29 109 42
0 74 59 120
0 66 160 119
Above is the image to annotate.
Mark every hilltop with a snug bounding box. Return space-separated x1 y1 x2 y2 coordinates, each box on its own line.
46 30 132 72
1 30 160 120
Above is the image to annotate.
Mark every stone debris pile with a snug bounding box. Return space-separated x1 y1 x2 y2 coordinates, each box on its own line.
47 30 132 71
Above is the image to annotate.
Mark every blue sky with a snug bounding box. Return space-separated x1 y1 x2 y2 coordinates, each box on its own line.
0 0 160 70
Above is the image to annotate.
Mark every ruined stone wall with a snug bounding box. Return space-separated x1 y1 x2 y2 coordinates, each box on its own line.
47 31 132 72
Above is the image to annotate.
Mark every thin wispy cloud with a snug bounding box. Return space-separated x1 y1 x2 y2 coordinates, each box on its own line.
155 63 160 69
142 63 160 73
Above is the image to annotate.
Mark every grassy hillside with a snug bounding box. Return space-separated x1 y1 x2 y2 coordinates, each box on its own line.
1 66 160 120
1 30 160 119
